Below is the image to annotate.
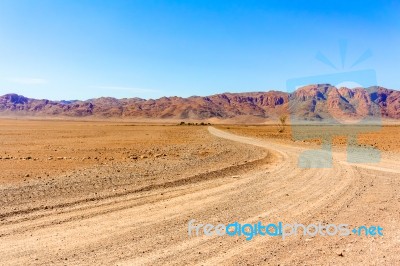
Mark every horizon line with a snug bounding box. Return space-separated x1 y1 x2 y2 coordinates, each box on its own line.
0 84 396 102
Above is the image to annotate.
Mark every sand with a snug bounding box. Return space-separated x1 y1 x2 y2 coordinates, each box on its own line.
0 119 399 265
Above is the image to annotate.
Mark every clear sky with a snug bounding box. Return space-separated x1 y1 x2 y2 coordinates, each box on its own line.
0 0 399 100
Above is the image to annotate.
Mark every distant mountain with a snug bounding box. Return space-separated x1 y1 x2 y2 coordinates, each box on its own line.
0 85 399 121
288 85 400 122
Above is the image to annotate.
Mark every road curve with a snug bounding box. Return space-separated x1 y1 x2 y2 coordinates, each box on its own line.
0 126 398 265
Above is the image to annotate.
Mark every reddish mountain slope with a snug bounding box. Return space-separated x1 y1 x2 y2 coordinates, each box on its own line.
0 85 399 121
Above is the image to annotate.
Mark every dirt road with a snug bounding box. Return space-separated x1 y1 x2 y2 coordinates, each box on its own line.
0 126 399 265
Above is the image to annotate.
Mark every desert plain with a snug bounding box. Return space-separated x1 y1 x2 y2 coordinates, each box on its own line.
0 118 399 265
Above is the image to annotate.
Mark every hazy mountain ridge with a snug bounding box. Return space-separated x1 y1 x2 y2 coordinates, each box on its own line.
0 84 399 121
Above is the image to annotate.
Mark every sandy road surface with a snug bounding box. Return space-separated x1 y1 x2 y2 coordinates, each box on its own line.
0 126 399 265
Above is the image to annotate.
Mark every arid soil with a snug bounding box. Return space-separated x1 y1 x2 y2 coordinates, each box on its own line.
0 119 399 265
218 124 400 152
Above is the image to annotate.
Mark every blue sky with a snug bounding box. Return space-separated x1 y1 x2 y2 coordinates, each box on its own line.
0 0 399 100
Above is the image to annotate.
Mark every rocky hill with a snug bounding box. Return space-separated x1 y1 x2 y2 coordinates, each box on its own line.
0 84 399 121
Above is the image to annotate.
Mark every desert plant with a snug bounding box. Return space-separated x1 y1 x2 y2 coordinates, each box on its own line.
278 115 287 133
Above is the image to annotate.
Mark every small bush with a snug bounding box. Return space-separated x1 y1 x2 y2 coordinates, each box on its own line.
278 115 288 133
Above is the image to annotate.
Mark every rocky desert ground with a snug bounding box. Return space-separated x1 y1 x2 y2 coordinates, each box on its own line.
0 118 399 265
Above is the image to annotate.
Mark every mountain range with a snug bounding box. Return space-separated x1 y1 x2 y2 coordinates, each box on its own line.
1 84 399 122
